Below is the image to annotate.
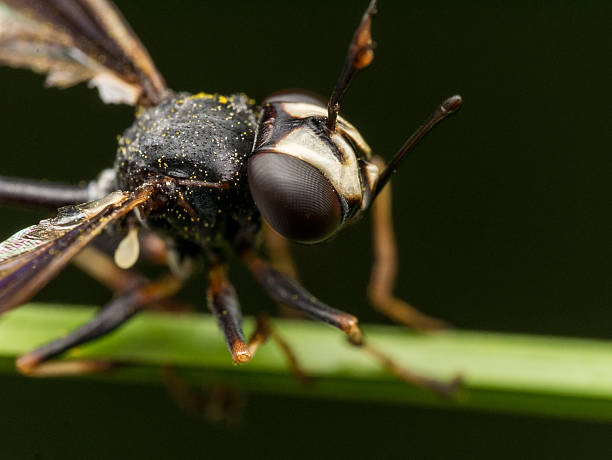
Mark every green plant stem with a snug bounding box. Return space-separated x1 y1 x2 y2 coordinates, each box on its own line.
1 303 612 421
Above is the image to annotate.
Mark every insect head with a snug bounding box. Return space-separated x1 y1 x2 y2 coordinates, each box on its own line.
248 1 461 244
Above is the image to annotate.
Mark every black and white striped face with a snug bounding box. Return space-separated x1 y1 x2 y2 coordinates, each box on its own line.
248 91 380 244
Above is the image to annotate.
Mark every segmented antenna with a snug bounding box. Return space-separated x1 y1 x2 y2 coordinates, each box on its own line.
373 95 463 198
326 0 377 132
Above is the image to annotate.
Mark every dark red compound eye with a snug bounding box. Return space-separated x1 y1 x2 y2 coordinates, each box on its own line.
248 152 342 244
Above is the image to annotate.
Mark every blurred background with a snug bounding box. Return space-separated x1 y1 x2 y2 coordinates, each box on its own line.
0 1 610 458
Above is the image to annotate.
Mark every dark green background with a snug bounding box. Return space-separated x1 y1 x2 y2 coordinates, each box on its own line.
0 1 610 458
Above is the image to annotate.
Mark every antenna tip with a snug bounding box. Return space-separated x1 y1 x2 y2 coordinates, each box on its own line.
442 95 463 113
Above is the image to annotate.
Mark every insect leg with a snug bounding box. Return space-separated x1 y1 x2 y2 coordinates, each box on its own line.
207 265 251 363
262 223 307 319
72 245 190 312
0 175 91 208
72 246 144 293
246 314 310 384
368 157 449 330
207 265 309 379
139 231 169 265
243 253 360 336
262 222 300 280
242 252 459 396
162 367 245 423
16 274 183 376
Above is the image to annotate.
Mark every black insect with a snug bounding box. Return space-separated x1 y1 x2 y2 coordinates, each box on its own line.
0 0 461 393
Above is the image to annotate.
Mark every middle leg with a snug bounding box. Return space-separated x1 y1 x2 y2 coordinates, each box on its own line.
205 264 308 380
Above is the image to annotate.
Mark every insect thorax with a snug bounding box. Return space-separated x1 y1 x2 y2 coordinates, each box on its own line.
114 92 261 252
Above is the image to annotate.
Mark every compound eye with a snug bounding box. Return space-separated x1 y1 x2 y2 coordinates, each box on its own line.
248 153 342 244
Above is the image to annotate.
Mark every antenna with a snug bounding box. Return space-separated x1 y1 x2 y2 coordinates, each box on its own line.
326 0 377 131
373 95 463 199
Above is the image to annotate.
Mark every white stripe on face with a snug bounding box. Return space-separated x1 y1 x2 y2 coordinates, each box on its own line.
280 102 371 158
269 126 363 202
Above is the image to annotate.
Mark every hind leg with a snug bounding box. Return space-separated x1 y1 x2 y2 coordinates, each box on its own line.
0 175 92 208
16 274 183 376
72 245 189 312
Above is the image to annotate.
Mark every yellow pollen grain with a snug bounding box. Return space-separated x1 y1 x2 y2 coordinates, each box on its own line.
190 92 214 100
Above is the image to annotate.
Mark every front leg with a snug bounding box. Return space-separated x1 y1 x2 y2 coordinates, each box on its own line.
241 251 460 396
262 222 299 280
243 252 360 338
368 157 448 330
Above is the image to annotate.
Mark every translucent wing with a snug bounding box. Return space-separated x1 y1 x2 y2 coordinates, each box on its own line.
0 186 153 311
0 0 167 106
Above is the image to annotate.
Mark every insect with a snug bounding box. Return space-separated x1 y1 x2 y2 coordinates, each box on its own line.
0 0 462 393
